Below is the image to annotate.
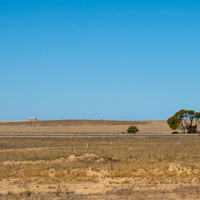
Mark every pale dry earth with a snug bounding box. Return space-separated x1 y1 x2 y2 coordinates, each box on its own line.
0 177 199 200
0 119 173 134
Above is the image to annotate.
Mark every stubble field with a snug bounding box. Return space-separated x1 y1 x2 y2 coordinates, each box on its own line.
0 119 172 134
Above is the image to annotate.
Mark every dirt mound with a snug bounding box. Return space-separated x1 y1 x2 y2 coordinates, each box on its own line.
52 157 67 163
67 155 77 162
67 154 101 162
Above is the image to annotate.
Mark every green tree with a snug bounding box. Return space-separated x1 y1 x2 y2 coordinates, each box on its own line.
167 109 200 133
127 126 139 134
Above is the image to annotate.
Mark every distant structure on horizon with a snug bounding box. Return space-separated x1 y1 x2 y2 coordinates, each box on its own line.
29 117 37 121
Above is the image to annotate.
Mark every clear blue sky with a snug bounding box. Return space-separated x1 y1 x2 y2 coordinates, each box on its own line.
1 0 200 121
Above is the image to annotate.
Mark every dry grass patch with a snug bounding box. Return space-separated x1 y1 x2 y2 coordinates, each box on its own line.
0 135 200 180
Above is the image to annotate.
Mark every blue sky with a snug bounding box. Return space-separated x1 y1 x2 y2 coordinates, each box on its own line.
1 0 200 121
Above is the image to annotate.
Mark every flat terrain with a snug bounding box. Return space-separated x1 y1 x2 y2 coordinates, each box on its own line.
0 119 173 134
0 135 200 199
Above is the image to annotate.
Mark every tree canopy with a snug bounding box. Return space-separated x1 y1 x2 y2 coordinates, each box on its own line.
167 109 200 133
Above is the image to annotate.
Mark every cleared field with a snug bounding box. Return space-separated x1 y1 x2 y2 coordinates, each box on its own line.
0 135 200 199
0 119 173 134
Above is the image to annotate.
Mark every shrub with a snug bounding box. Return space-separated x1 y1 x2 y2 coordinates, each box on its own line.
127 126 139 134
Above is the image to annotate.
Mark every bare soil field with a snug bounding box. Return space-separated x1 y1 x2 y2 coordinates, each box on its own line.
0 135 200 199
0 119 173 134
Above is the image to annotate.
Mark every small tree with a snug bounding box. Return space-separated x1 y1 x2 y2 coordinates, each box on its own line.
167 109 200 133
127 126 139 134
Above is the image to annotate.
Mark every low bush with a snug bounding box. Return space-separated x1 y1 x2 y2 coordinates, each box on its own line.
127 126 139 134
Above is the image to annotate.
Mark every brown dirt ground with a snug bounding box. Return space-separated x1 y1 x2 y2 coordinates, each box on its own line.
0 119 174 134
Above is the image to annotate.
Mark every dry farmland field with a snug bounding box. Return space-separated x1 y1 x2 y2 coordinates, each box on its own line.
0 119 173 134
0 120 200 199
0 134 200 199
